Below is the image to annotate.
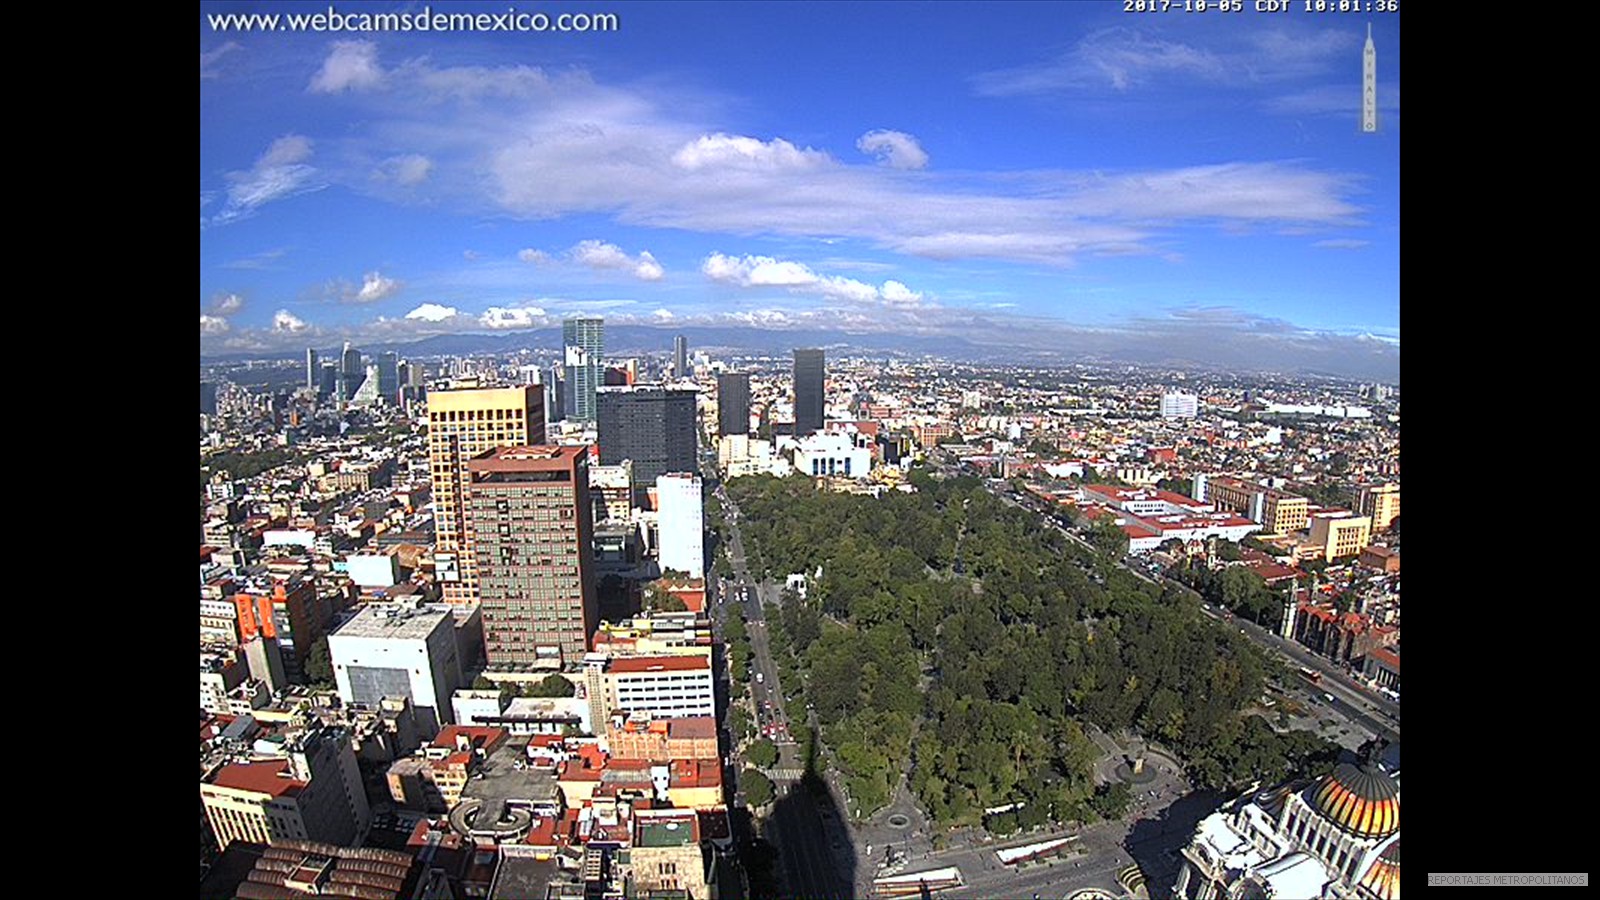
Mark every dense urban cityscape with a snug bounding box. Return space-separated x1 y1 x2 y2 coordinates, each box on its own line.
202 4 1410 898
199 327 1399 899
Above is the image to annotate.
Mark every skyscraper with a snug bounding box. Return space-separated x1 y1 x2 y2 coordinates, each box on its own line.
426 386 548 604
200 381 218 416
717 372 750 437
377 351 399 405
318 362 338 399
467 445 597 668
341 343 363 401
596 385 698 489
306 348 319 391
563 316 605 422
656 473 704 579
673 334 689 380
793 348 825 436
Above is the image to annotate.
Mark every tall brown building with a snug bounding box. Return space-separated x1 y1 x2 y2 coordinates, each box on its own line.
466 446 597 668
426 386 546 604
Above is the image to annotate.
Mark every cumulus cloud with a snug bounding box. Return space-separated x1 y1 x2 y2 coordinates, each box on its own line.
272 309 310 333
569 240 665 281
702 253 927 307
354 271 401 303
309 40 384 93
210 135 322 226
374 154 433 186
200 314 231 335
857 130 929 170
479 306 547 329
518 248 550 264
405 303 460 321
653 308 675 320
671 134 830 171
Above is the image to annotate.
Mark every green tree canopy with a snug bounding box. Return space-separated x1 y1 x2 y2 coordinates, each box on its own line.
742 768 775 807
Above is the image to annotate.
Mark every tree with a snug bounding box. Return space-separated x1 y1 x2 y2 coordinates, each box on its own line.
526 674 576 698
1088 516 1130 559
742 768 775 807
748 738 779 769
303 636 334 688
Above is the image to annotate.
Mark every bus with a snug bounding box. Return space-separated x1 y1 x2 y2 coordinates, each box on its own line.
1298 667 1323 685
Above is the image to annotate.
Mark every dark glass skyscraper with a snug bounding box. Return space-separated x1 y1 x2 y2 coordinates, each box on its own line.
596 385 698 488
673 334 689 379
341 343 363 401
306 348 319 391
563 316 604 422
793 348 825 436
376 352 399 404
717 372 750 437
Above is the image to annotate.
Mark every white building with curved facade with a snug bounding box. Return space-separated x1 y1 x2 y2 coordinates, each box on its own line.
1175 740 1399 900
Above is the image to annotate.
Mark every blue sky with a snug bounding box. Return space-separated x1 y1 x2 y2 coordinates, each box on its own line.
200 1 1399 374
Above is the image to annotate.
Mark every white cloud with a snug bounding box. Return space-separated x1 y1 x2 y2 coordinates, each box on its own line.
201 42 240 79
211 293 245 315
671 133 830 171
260 135 313 167
200 314 231 335
374 154 433 186
1313 238 1370 250
518 248 550 264
479 306 547 329
272 309 309 333
653 308 675 320
211 135 321 226
309 40 384 93
569 240 665 281
880 280 922 307
405 303 460 321
462 250 480 261
634 251 664 281
702 253 926 307
355 271 401 303
857 130 929 170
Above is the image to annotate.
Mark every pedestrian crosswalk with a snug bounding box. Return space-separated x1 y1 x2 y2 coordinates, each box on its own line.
771 767 805 781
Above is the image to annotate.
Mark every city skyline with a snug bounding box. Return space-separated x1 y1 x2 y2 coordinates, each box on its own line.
200 2 1400 379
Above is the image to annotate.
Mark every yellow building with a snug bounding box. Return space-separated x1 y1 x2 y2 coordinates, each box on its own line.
1202 475 1309 534
1359 483 1401 531
425 386 546 603
201 760 311 848
1309 511 1373 562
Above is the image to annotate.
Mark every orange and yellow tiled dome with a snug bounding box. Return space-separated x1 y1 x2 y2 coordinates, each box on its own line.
1310 758 1400 839
1359 839 1400 900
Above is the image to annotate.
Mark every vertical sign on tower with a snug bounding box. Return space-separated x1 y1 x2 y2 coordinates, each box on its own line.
1362 24 1378 133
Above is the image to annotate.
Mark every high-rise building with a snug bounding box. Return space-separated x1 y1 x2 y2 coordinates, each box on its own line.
1358 483 1401 531
318 362 338 399
717 372 750 437
340 343 363 401
793 348 825 436
655 474 704 578
377 351 399 404
1161 392 1199 419
563 316 605 422
673 334 689 379
306 348 319 391
201 723 372 849
596 385 698 489
466 446 597 668
426 386 548 604
545 365 565 423
200 381 218 416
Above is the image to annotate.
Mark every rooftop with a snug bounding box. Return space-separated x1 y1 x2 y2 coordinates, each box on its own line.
635 815 700 848
207 759 304 798
608 656 709 675
332 600 452 640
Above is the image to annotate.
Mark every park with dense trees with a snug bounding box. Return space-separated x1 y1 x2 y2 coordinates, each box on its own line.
729 469 1337 830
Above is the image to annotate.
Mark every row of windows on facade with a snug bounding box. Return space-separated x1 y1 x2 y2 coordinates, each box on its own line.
429 408 525 422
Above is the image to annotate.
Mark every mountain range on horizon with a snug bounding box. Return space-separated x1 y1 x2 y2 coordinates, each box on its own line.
202 322 1399 383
